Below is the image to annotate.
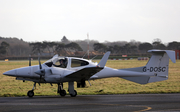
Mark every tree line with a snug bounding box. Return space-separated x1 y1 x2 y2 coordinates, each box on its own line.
29 41 83 56
0 36 180 58
94 39 180 55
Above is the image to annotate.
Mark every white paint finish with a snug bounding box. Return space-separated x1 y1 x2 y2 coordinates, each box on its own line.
3 50 176 84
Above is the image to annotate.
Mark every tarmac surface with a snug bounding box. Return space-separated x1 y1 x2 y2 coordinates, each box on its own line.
0 94 180 112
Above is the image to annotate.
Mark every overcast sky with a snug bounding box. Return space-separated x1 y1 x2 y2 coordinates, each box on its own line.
0 0 180 43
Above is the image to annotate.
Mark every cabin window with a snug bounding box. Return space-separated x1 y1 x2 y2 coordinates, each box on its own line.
71 59 89 68
53 58 68 68
45 62 53 67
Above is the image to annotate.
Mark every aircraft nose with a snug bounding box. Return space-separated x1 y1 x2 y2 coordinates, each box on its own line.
3 70 16 76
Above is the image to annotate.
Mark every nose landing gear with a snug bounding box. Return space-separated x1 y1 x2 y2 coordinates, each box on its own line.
27 90 34 97
27 82 36 98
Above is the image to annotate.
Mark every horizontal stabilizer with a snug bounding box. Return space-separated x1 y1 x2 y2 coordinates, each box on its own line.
148 49 176 63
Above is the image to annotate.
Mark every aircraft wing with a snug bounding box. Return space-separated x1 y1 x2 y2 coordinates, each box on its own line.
65 67 103 81
65 51 111 81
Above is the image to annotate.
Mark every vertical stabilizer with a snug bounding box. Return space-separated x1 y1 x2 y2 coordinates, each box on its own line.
145 50 175 83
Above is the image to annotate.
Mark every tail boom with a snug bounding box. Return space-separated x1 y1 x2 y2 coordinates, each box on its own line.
122 49 176 84
92 49 176 84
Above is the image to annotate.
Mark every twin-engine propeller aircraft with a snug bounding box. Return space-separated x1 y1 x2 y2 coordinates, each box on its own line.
3 49 175 97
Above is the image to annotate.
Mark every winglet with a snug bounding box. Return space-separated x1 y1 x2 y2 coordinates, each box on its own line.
97 51 111 67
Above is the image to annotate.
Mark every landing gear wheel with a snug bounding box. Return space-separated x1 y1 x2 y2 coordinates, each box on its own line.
27 90 34 98
60 90 66 97
70 90 77 97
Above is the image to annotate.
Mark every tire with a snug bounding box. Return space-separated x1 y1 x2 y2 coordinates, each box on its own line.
60 90 66 97
27 90 34 98
70 90 77 97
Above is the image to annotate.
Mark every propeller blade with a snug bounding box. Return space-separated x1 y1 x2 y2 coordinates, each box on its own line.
38 57 42 69
29 55 31 66
37 56 45 82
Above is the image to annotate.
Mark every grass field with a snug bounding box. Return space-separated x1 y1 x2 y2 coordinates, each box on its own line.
0 59 180 97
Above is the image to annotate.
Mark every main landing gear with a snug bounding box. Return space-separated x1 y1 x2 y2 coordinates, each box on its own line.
57 82 77 97
68 82 77 97
27 82 77 98
57 83 66 97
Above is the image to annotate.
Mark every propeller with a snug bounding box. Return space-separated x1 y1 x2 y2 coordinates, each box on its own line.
29 55 31 66
38 57 42 69
34 57 45 82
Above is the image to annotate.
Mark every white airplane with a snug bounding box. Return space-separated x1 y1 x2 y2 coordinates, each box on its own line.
3 49 175 98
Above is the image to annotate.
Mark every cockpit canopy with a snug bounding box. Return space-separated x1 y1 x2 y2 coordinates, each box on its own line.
53 58 68 68
45 57 67 68
44 56 90 68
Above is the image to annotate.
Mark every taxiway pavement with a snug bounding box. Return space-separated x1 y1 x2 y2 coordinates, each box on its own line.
0 94 180 112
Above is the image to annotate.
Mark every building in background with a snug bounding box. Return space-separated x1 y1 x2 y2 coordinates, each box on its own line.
175 50 180 59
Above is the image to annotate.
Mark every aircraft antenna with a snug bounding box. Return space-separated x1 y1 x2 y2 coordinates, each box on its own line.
90 55 98 61
82 52 87 59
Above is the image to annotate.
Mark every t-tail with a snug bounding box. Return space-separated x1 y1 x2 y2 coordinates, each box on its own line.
121 49 176 84
145 49 175 83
